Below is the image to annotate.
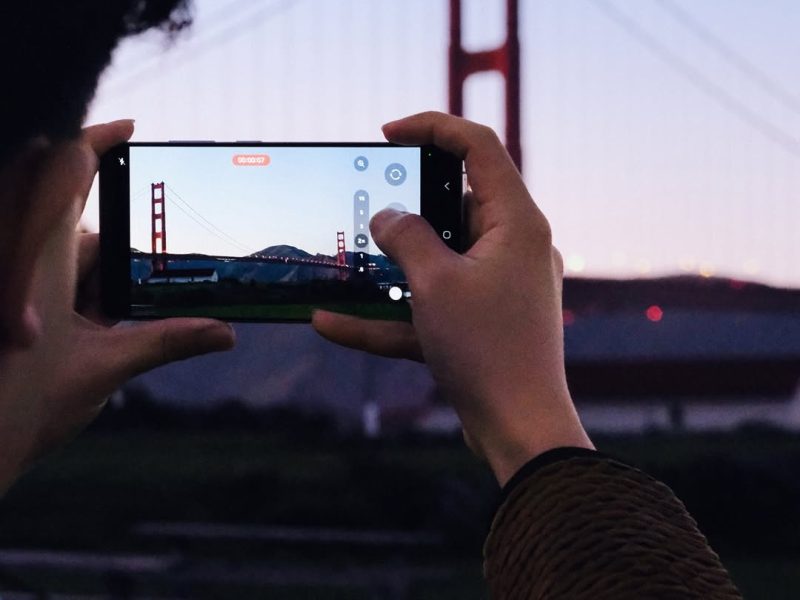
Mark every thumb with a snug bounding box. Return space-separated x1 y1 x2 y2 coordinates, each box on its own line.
104 319 236 381
369 208 452 286
82 119 135 157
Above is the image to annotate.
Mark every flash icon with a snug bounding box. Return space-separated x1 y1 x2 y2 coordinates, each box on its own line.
118 157 126 166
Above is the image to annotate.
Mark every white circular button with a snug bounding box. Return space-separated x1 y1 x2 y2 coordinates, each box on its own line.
442 230 452 240
388 286 403 301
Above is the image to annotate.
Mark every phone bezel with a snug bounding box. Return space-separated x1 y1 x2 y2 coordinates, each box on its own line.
100 141 463 322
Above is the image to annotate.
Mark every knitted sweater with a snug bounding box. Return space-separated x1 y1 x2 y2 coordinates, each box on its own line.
483 449 742 599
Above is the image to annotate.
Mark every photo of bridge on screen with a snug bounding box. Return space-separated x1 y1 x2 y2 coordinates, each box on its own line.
128 145 421 320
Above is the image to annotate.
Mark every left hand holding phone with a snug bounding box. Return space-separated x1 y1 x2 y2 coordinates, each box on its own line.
0 119 235 494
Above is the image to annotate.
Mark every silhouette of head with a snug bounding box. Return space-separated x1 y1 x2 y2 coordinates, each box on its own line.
0 0 191 167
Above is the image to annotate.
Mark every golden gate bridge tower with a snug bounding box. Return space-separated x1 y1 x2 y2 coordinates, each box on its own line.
336 231 347 280
449 0 521 170
151 181 167 273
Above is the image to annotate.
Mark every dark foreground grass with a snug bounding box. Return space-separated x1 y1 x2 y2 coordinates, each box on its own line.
1 429 799 598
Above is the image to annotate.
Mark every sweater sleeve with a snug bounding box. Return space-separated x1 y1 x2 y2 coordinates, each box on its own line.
483 450 742 599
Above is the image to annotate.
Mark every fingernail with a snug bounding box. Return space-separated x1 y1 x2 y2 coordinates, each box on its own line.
381 120 401 135
203 322 236 349
310 309 330 325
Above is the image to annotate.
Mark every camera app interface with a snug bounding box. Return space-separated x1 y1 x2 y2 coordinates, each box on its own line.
128 145 421 319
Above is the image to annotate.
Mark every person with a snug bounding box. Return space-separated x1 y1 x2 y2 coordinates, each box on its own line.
0 1 742 597
0 0 234 493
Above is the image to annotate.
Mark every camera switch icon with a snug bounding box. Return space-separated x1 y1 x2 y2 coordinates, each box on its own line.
384 163 407 186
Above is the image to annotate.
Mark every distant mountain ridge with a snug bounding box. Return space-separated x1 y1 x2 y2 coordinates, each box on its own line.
564 275 800 313
254 245 312 259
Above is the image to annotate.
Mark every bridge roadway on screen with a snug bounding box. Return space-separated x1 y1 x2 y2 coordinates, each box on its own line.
145 252 354 271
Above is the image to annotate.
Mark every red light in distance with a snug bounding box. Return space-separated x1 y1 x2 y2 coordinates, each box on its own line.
729 279 746 290
646 305 663 322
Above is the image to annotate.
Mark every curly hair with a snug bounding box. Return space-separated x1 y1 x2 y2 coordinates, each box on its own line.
0 0 192 166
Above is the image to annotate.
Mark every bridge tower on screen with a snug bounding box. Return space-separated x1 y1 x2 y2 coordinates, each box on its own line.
151 182 167 273
336 231 347 280
449 0 521 170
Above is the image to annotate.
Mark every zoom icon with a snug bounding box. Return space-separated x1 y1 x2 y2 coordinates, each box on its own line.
355 233 369 248
384 163 407 186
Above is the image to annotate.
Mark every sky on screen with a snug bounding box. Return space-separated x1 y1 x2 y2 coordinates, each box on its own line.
128 144 420 256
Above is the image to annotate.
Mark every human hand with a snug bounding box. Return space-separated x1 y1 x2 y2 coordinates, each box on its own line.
313 112 592 486
0 120 235 493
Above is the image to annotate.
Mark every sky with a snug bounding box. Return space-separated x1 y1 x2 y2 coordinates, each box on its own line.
84 0 800 288
128 145 420 256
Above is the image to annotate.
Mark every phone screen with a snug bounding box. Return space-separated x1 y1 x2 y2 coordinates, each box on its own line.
101 143 460 322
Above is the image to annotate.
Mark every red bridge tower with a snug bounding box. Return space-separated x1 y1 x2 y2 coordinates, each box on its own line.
336 231 347 280
449 0 521 170
151 182 167 273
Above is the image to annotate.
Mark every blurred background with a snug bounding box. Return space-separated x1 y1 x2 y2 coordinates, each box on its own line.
2 0 800 598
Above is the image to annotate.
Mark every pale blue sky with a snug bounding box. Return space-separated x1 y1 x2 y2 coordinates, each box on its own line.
85 0 800 287
129 145 420 256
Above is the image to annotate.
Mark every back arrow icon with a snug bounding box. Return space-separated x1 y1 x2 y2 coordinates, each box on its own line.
444 182 450 190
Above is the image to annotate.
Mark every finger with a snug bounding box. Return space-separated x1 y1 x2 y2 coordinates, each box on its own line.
75 233 116 326
23 142 96 250
73 121 134 213
0 142 95 347
369 208 455 287
103 319 236 381
312 310 424 362
78 232 99 282
382 112 530 212
463 191 482 249
0 140 49 346
82 119 135 157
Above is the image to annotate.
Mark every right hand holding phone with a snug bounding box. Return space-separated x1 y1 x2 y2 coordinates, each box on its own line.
313 112 593 486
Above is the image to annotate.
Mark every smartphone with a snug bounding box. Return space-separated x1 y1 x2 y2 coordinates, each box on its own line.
100 142 463 322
